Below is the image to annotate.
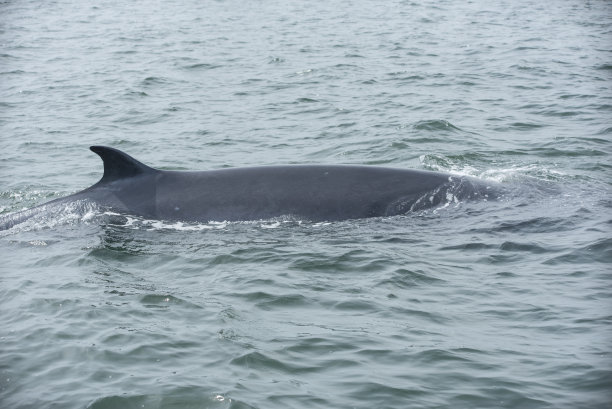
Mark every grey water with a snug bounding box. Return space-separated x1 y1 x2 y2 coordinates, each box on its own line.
1 0 611 408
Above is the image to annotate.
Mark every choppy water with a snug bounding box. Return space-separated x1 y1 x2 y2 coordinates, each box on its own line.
1 0 611 408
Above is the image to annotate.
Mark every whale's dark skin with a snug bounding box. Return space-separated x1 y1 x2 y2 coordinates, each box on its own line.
0 146 496 230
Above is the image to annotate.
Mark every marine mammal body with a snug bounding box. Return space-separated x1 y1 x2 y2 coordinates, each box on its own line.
0 146 495 230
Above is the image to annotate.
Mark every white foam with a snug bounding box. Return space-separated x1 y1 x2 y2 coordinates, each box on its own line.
419 154 566 183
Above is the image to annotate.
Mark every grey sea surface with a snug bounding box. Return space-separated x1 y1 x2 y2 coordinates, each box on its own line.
1 0 611 408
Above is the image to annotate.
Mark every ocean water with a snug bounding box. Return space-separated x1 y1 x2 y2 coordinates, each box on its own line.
1 0 611 408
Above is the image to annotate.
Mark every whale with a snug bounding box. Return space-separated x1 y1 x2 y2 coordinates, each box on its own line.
0 146 496 230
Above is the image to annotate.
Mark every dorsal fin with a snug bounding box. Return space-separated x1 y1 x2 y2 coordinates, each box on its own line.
90 146 156 183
